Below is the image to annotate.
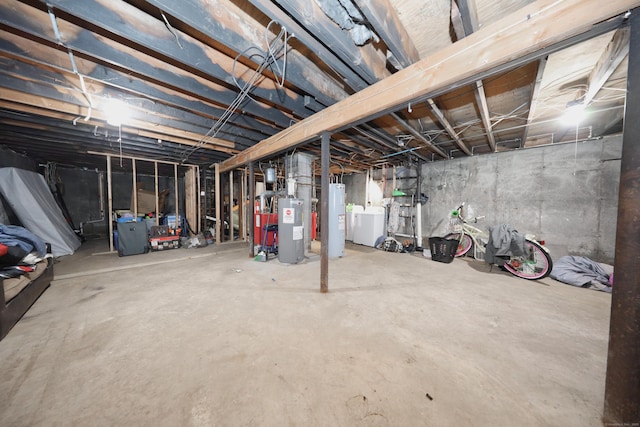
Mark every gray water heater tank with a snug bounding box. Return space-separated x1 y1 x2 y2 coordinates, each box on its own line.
329 183 345 257
278 198 304 264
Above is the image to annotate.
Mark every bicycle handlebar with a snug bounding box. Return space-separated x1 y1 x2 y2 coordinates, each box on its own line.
453 203 484 224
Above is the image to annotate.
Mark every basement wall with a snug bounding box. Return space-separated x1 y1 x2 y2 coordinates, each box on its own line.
57 168 184 238
344 134 622 263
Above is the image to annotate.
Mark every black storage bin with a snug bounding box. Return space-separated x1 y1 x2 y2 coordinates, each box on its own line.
429 236 459 263
117 222 149 256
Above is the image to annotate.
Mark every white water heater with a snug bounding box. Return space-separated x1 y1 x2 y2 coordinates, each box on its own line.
278 198 304 264
328 183 345 258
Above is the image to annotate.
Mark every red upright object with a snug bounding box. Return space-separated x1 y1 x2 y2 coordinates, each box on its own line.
311 211 317 240
254 213 278 246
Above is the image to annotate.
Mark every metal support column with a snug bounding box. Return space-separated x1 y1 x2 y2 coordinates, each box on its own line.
249 162 255 257
320 132 330 293
132 159 138 218
229 170 234 241
154 162 159 225
603 8 640 425
107 155 113 252
215 163 221 244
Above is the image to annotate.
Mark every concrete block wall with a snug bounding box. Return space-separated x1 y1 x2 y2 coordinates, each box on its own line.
420 135 621 263
344 135 622 263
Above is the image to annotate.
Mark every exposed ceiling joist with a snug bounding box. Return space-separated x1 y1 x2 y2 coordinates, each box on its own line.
584 26 630 106
427 98 472 156
220 0 636 172
353 0 421 68
389 113 445 159
452 0 496 152
522 57 548 145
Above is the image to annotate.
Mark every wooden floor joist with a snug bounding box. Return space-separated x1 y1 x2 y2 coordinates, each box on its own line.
219 0 639 172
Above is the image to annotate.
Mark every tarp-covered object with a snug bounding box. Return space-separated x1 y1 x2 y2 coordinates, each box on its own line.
550 255 612 292
0 168 81 256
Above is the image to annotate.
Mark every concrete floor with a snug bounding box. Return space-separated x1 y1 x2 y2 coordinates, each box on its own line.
0 239 611 426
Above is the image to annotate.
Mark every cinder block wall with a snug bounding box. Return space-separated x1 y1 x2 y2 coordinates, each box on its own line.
344 135 622 263
421 135 621 263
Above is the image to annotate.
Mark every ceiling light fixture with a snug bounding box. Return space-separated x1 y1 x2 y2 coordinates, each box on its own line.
561 99 586 126
105 98 129 127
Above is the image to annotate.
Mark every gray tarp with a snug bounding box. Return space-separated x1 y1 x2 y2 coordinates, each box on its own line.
0 167 81 256
550 256 612 292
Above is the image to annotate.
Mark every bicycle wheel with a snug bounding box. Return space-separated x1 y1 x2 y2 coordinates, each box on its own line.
443 232 473 257
502 239 553 280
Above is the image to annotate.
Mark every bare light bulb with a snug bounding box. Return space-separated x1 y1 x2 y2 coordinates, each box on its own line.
105 99 128 126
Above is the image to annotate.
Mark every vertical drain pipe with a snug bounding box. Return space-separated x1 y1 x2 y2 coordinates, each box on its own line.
603 8 640 424
416 161 423 248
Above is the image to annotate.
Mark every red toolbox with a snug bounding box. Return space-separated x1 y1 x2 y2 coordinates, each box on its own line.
149 235 180 251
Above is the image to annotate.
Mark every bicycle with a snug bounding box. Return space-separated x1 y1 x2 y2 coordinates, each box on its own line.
443 203 553 280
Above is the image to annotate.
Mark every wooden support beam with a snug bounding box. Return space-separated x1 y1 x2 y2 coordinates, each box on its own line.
522 57 548 146
427 98 472 156
185 167 197 237
584 26 631 105
86 151 198 167
220 0 636 172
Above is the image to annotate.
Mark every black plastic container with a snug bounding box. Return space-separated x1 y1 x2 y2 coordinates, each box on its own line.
429 237 459 263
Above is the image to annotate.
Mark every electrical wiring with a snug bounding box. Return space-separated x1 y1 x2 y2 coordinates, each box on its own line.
180 21 292 163
48 8 93 121
160 11 183 49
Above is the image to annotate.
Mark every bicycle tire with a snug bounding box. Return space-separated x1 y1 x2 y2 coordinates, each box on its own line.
444 232 473 257
502 239 553 280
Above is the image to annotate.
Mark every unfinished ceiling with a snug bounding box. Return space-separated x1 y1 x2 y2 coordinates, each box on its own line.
0 0 635 173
